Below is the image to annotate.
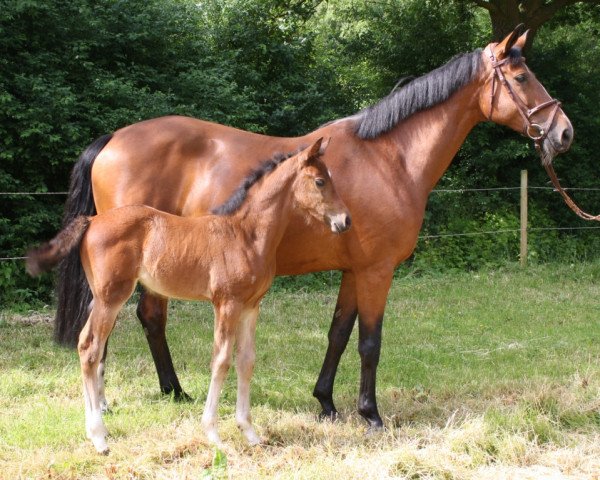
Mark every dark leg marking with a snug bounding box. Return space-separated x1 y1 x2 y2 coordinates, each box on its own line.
313 272 357 420
136 291 191 401
357 318 384 429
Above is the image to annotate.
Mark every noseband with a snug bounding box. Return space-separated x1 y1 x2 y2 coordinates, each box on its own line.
486 45 561 151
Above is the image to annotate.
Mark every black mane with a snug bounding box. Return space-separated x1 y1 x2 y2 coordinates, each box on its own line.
211 150 301 215
355 49 483 139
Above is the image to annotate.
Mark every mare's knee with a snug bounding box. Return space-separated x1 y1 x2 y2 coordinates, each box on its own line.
136 297 167 336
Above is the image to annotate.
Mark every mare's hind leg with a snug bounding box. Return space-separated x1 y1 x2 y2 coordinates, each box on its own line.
313 271 358 420
136 290 189 400
79 301 121 454
235 306 261 445
201 301 240 446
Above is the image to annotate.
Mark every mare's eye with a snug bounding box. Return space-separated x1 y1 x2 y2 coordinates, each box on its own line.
315 178 325 187
514 73 527 84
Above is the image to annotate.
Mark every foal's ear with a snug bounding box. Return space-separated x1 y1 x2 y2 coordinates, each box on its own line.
301 137 324 165
319 137 330 155
495 24 525 59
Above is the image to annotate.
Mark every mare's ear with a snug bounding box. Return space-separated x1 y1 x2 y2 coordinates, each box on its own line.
301 137 323 165
494 24 525 59
514 29 530 51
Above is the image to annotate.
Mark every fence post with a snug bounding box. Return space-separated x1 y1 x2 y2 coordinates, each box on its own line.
520 169 528 267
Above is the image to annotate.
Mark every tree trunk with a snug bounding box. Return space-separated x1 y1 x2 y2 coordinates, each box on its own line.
470 0 592 52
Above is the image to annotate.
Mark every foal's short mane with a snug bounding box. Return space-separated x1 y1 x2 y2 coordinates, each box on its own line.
354 49 483 139
211 149 302 215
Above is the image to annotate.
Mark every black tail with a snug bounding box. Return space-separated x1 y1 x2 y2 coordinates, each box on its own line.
55 133 113 347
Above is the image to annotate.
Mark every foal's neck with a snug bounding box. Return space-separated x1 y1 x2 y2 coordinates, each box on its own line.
232 160 299 258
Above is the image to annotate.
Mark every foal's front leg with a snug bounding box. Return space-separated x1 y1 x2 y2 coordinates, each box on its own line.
201 301 239 446
235 306 262 445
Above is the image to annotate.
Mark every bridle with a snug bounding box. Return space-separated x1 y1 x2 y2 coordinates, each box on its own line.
486 44 600 221
486 44 561 151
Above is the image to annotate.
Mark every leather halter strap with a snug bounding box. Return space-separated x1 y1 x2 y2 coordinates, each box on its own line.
486 45 561 151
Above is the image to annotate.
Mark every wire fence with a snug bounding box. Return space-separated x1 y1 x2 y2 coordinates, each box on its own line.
2 183 600 262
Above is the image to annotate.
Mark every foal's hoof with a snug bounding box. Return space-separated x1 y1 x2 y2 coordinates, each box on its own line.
91 437 110 455
99 400 111 414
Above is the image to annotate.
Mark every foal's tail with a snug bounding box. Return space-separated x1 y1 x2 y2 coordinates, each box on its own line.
26 216 91 277
54 134 113 347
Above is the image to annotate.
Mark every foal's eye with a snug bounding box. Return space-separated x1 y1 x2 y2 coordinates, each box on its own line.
315 178 325 187
514 73 528 84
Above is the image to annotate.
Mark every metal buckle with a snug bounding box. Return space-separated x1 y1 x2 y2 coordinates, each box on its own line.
526 123 545 140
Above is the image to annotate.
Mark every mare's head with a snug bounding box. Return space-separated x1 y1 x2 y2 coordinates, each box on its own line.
479 25 573 165
292 138 351 234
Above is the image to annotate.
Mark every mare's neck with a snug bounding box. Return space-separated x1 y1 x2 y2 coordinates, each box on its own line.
232 161 298 259
388 80 485 193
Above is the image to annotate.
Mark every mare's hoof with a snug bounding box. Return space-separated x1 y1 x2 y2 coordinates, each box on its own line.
318 410 340 422
365 423 385 436
163 389 193 403
174 391 193 403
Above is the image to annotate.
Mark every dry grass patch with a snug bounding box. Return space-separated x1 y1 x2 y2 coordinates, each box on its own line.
2 262 599 478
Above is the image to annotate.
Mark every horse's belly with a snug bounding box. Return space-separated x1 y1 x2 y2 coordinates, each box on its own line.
138 267 211 302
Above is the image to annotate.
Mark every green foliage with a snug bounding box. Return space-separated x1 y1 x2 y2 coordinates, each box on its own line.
1 0 599 305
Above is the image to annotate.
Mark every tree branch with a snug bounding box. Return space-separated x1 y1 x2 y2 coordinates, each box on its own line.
527 0 581 28
469 0 499 14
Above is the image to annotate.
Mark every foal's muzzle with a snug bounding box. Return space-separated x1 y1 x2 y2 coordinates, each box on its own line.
329 213 352 233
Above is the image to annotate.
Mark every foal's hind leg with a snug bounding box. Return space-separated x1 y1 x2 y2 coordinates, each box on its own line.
79 301 121 454
235 306 261 445
201 301 240 446
98 341 109 413
136 290 189 400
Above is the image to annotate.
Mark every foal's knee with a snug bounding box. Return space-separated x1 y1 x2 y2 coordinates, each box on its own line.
212 350 232 374
237 349 255 372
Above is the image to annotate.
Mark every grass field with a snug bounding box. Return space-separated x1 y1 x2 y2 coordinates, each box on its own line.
1 262 599 479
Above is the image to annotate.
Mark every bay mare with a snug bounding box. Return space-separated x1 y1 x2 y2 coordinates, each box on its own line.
55 27 573 429
27 140 350 452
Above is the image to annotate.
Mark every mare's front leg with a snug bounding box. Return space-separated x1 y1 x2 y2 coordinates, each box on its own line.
313 271 358 420
136 290 189 400
79 302 120 454
201 301 240 446
355 266 394 430
235 306 262 445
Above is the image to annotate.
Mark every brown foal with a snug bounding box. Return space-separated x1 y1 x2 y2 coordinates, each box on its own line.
27 139 350 453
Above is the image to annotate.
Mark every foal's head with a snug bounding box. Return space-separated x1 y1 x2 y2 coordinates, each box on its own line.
292 139 351 234
479 26 573 165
